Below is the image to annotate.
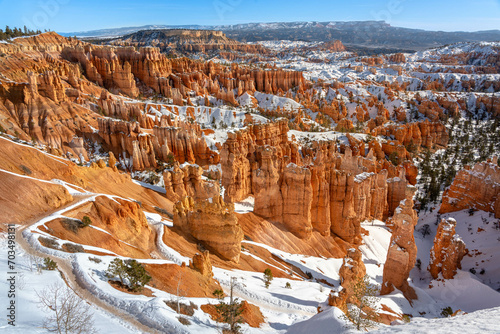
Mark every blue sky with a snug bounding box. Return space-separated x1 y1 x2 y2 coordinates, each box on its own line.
0 0 499 33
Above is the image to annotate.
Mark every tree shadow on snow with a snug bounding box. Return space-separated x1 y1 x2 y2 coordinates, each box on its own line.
269 292 319 307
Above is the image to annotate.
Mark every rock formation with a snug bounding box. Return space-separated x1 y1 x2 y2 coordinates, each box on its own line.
280 163 313 238
153 117 219 165
428 218 466 279
191 250 213 277
371 120 449 150
163 163 220 203
219 120 409 242
97 118 157 170
108 29 268 55
328 248 366 312
440 158 500 218
381 185 418 300
388 53 406 63
173 196 243 262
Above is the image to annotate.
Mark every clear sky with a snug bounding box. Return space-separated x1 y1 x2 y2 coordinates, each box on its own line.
0 0 499 33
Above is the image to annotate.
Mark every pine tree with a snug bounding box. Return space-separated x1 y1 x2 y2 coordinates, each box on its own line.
213 277 243 334
106 258 151 291
263 268 273 288
106 258 126 284
124 259 151 292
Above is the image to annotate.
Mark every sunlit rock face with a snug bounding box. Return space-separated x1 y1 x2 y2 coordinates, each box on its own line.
428 218 467 280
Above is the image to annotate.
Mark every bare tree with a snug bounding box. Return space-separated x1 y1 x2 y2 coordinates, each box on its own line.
36 283 97 334
175 270 183 314
213 277 243 334
25 253 43 274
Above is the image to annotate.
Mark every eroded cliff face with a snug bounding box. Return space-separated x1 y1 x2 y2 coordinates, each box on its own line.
153 116 219 166
0 71 97 160
428 218 466 280
371 120 449 150
108 29 269 55
381 185 418 300
219 120 414 243
440 158 500 218
173 196 244 262
0 33 303 168
62 44 304 105
163 163 220 203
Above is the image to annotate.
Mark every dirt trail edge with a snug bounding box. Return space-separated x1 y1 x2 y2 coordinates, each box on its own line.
15 195 161 334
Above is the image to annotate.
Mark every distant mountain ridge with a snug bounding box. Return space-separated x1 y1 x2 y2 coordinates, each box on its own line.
61 21 500 50
102 29 268 55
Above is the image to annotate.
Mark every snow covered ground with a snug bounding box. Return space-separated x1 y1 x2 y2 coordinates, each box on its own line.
6 175 500 334
0 233 137 333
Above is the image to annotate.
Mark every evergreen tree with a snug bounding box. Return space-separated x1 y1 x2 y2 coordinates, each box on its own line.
124 259 151 292
213 277 243 334
106 258 126 284
263 268 273 288
106 258 151 292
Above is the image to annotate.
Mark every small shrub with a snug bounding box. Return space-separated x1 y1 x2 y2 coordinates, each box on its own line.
81 216 92 227
263 268 273 288
39 237 60 250
402 314 412 323
88 256 102 263
164 300 198 316
305 271 313 279
20 164 32 175
62 219 81 233
44 258 58 270
469 268 477 275
285 282 292 289
388 151 400 166
62 243 85 253
165 153 175 166
441 306 453 318
147 172 160 185
154 206 173 218
213 289 224 299
63 217 91 233
177 316 191 326
419 224 431 238
480 268 485 275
